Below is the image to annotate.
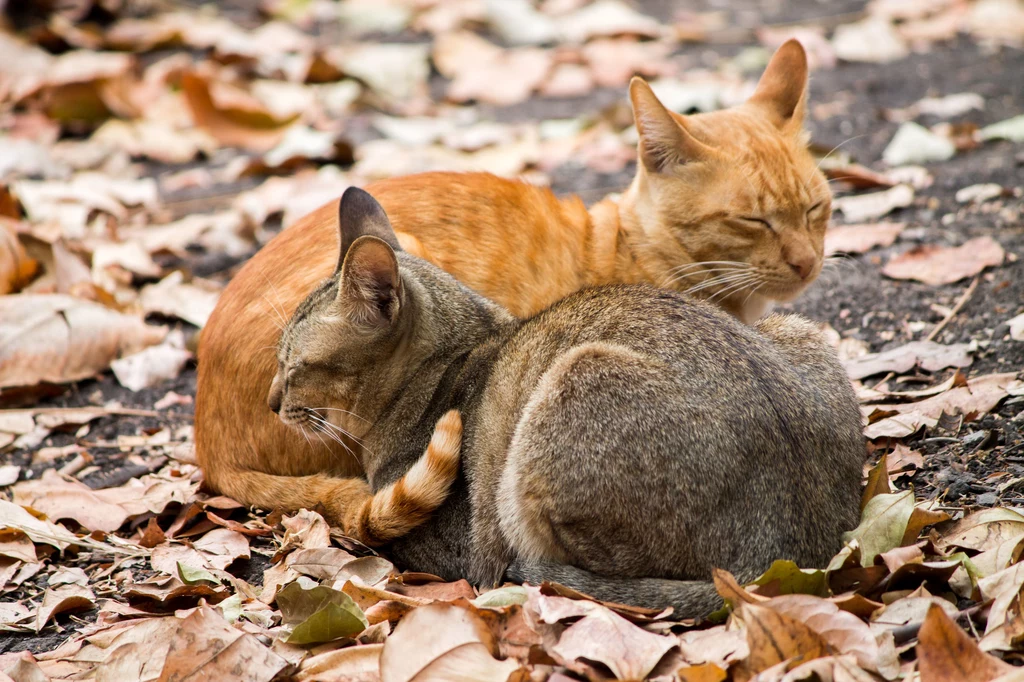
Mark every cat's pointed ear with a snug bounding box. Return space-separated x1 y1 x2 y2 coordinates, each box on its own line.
629 77 710 173
748 39 808 133
336 186 402 273
337 235 401 327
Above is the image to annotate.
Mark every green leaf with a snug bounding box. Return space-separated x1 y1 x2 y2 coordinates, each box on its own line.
177 561 218 585
285 602 368 645
842 490 915 567
472 585 527 608
751 560 828 597
218 593 243 623
276 581 368 645
979 115 1024 143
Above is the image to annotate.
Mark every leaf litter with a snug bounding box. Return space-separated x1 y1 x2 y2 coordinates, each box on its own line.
1 0 1023 678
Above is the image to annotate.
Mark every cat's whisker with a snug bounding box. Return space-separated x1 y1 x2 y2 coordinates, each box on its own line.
308 419 362 466
664 267 753 288
707 276 760 304
667 260 751 275
309 413 367 447
307 410 376 461
740 278 765 308
682 271 760 296
298 425 314 451
309 406 371 423
805 134 869 189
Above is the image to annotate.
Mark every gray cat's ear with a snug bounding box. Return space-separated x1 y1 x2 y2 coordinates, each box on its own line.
336 186 402 273
748 39 808 133
337 236 401 327
629 77 710 173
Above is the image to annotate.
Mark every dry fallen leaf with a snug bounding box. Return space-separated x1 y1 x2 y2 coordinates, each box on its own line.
551 606 677 680
180 70 296 152
882 236 1005 286
34 583 95 632
0 221 38 295
863 372 1018 439
833 184 914 223
843 340 972 380
882 121 957 166
13 470 129 532
0 294 166 389
824 222 905 257
917 604 1013 682
738 601 831 676
434 32 553 107
379 603 518 682
111 333 192 392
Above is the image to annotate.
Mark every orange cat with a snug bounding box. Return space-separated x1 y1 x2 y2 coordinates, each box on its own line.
195 40 831 539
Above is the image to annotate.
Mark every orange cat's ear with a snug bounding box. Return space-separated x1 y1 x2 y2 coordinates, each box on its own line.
748 39 808 134
336 186 402 274
629 77 710 173
338 236 401 326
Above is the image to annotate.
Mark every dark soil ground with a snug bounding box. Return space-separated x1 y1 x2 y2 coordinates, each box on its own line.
3 0 1023 655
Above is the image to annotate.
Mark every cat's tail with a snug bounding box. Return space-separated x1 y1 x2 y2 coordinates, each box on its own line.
204 410 462 547
506 560 723 619
343 409 462 546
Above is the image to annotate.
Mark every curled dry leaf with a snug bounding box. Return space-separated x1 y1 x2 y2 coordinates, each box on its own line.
434 32 553 107
13 470 129 532
0 499 80 550
111 332 192 392
0 221 38 295
551 606 677 680
180 71 295 152
737 601 831 675
380 602 516 682
939 508 1024 554
884 236 1005 286
863 372 1017 439
557 0 666 43
295 643 383 682
917 604 1013 682
0 294 166 389
843 490 915 566
843 340 972 380
158 605 289 682
824 222 904 257
277 581 370 645
883 121 957 166
833 184 914 223
34 583 95 632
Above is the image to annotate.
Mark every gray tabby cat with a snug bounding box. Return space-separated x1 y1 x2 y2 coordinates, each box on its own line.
271 187 866 616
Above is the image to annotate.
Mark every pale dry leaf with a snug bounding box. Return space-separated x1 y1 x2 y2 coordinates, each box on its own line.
326 43 430 109
832 184 914 223
12 469 129 532
842 340 972 380
434 32 553 106
295 643 384 682
843 490 915 566
192 528 251 570
978 563 1024 636
677 626 748 668
280 509 332 552
882 236 1004 285
761 594 899 678
824 222 905 256
157 605 289 682
956 183 1005 204
91 118 217 164
0 294 167 389
863 372 1018 439
0 464 20 487
832 17 909 62
917 604 1013 682
0 535 36 563
139 271 222 328
979 114 1024 143
485 0 558 45
882 122 956 166
557 0 666 43
180 71 294 152
1006 312 1024 341
580 38 675 88
551 607 677 680
111 333 192 392
379 603 507 682
0 499 80 550
34 583 95 632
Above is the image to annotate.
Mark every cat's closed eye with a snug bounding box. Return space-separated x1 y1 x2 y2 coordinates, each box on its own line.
807 201 824 215
739 216 773 231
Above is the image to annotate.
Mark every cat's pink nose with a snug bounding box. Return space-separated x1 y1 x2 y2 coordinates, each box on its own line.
788 255 815 280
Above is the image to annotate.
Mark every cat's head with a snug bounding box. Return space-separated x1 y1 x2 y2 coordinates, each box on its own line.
627 39 830 319
269 187 503 447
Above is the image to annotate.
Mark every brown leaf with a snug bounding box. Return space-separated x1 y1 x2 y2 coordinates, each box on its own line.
13 470 129 532
388 578 478 602
677 626 748 668
295 643 383 682
938 507 1024 553
157 605 288 682
863 372 1018 439
0 221 38 295
0 294 166 389
580 38 675 88
833 184 914 223
824 222 905 257
823 163 897 190
843 341 972 380
713 568 766 607
979 563 1024 637
862 454 894 511
34 583 95 632
917 604 1012 682
434 32 553 106
759 594 899 677
379 603 516 682
882 236 1004 286
125 575 228 605
180 70 294 152
549 606 676 680
738 601 831 675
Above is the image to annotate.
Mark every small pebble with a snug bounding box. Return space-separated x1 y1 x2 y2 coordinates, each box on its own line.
977 492 999 507
962 430 988 448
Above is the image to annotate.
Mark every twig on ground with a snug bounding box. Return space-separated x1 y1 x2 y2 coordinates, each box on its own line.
926 276 980 342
